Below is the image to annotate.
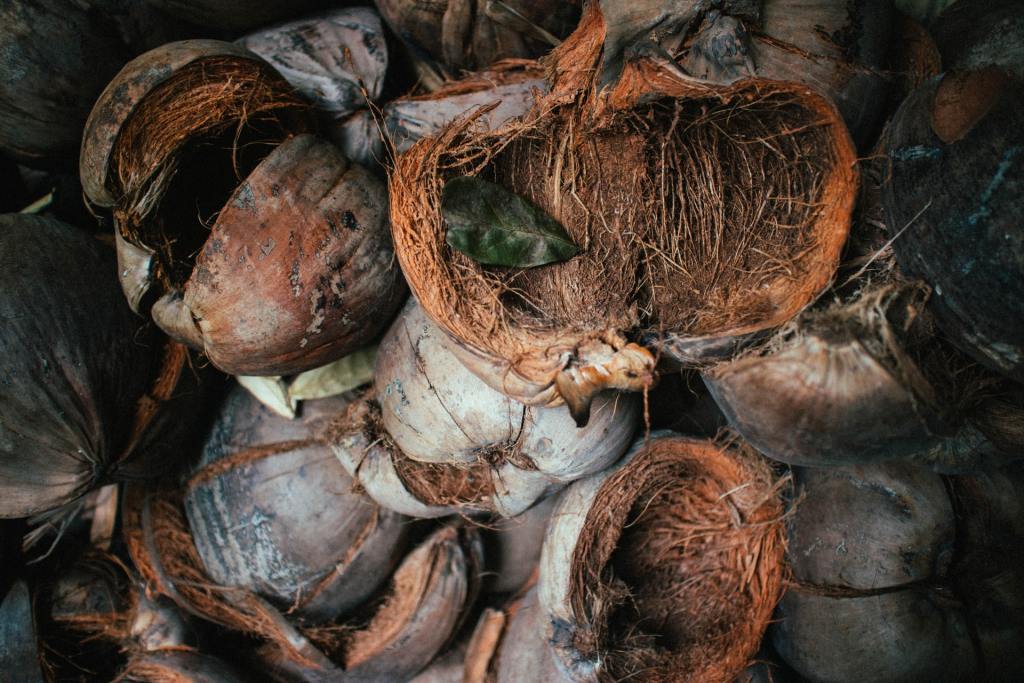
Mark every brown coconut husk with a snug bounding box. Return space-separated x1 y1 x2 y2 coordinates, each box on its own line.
389 2 856 420
569 437 786 682
340 395 500 511
80 41 312 294
48 551 135 646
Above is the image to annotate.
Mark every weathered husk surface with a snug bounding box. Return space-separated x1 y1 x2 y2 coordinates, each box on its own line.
184 386 408 622
0 581 45 683
331 392 558 519
0 214 196 519
157 133 404 376
373 0 580 73
773 461 1024 681
384 60 547 156
932 0 1024 77
883 68 1024 381
389 3 856 418
484 495 556 595
539 434 786 682
0 0 129 167
239 8 389 119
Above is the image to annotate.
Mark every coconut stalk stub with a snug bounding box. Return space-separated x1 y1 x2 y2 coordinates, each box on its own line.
538 434 786 682
883 67 1024 382
184 386 408 623
389 2 856 422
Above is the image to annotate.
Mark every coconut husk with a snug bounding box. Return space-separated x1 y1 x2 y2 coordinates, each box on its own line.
0 0 129 167
0 215 203 523
184 387 408 622
384 60 547 156
139 0 332 33
932 0 1024 78
389 2 856 423
374 300 639 478
124 482 482 680
239 8 388 119
254 526 484 683
116 649 248 683
539 434 786 682
483 495 556 595
329 393 554 519
374 0 581 74
883 67 1024 382
151 132 404 376
599 0 895 147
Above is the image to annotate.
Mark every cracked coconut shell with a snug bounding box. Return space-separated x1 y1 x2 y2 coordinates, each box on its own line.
389 2 856 425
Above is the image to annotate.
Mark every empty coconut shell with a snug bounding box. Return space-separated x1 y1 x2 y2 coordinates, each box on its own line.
538 434 786 682
390 2 856 424
373 0 581 73
0 214 198 520
82 41 405 376
184 386 408 622
883 67 1024 381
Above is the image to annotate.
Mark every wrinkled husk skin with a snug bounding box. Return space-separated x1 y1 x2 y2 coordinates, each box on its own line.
159 134 405 376
185 386 407 622
374 0 581 72
0 0 127 167
884 69 1024 382
0 215 167 518
0 581 45 683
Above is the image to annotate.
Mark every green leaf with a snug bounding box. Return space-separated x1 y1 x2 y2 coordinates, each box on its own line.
442 176 579 268
288 346 377 403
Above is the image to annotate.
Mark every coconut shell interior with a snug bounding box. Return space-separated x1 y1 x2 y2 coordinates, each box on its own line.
82 42 311 299
569 438 785 682
390 7 856 403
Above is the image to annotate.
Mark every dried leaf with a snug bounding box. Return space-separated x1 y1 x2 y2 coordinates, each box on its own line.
236 375 295 419
288 346 377 402
442 176 579 268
